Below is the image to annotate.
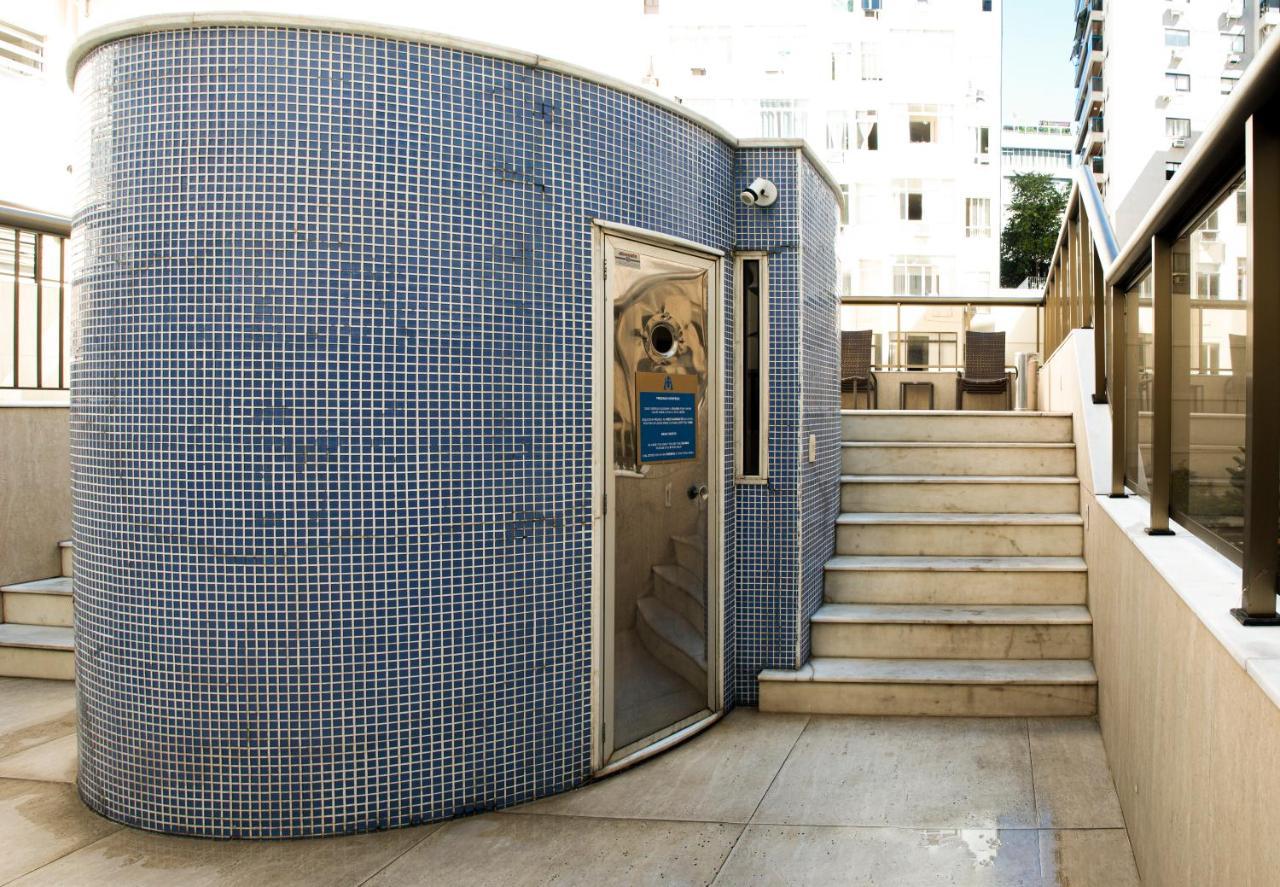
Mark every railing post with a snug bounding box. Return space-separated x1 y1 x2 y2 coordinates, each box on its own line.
1235 107 1280 624
1147 234 1175 535
1092 248 1107 404
1109 284 1127 496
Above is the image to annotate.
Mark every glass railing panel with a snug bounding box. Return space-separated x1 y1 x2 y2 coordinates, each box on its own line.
1170 181 1247 557
1125 272 1154 496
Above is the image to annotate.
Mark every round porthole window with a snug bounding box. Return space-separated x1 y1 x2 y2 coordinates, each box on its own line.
649 321 679 358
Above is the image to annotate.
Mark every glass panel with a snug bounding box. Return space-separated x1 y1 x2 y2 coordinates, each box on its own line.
1171 181 1247 555
1125 272 1154 495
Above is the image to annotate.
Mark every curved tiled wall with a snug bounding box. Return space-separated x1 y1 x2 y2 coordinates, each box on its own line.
70 19 839 838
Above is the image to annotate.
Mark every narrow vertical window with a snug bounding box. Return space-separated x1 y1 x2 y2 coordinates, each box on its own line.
737 255 768 480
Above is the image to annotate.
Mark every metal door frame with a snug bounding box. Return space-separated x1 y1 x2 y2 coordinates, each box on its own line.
589 219 726 774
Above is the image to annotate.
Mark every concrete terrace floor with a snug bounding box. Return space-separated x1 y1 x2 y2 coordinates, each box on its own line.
0 677 1141 886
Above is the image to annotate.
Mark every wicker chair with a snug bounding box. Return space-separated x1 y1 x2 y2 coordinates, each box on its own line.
956 330 1014 410
841 330 878 409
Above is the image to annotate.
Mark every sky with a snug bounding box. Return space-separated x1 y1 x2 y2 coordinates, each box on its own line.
1002 0 1079 125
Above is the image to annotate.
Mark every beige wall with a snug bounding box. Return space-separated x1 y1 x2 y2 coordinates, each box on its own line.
0 407 71 586
1042 330 1280 887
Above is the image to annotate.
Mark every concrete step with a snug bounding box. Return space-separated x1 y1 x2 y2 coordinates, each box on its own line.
841 475 1080 514
60 540 73 578
635 595 707 695
0 624 75 680
835 512 1084 557
652 563 706 635
825 555 1087 605
842 442 1076 477
1 577 74 628
811 603 1092 660
758 657 1097 716
842 410 1073 444
671 534 705 575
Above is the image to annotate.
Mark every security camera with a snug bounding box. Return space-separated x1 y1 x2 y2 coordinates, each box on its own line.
739 177 778 207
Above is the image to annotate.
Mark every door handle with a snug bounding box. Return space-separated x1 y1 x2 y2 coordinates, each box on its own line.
687 484 708 500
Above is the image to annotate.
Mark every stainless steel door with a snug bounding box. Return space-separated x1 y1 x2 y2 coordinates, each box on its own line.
601 233 718 760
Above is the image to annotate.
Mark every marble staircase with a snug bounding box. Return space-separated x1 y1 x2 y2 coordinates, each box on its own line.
0 540 74 680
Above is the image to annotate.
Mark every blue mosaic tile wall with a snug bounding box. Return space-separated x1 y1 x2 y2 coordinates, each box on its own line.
70 25 837 837
797 156 842 663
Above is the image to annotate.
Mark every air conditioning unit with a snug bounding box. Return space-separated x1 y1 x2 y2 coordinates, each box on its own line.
1170 137 1187 148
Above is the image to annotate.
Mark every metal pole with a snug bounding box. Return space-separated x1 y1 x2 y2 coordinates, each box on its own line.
34 234 42 389
10 228 18 389
1109 285 1127 497
1147 234 1175 535
1235 108 1280 624
1093 247 1108 403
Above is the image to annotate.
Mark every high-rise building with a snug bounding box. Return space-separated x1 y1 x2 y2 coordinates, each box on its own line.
1072 0 1270 242
1001 119 1073 211
637 0 1002 299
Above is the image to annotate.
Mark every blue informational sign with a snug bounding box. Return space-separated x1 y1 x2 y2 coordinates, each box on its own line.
637 373 698 463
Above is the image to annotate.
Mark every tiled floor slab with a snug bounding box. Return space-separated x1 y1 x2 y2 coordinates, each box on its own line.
1027 718 1125 828
0 678 76 759
511 708 809 823
0 733 77 784
0 778 121 883
1038 829 1141 886
712 824 1042 886
366 812 742 887
6 820 436 887
753 716 1037 828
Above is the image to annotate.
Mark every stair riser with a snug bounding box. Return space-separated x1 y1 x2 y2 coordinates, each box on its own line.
0 647 74 681
61 547 73 579
636 614 707 696
2 593 74 628
825 570 1087 605
758 680 1096 717
653 576 706 635
842 483 1079 514
672 538 705 575
836 524 1083 557
843 447 1075 477
812 622 1092 660
844 414 1073 444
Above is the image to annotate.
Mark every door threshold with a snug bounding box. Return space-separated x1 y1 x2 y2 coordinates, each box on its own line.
596 708 722 778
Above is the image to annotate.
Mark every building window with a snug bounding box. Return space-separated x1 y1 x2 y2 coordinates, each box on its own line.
0 19 44 77
856 110 879 150
1196 271 1220 299
839 185 850 225
896 182 924 221
1167 72 1191 92
1165 29 1191 47
1238 256 1248 299
1237 187 1247 224
965 197 991 238
1224 33 1246 54
1200 343 1221 373
1172 252 1191 294
862 0 882 15
983 0 993 10
831 42 853 80
1199 210 1219 241
893 258 940 296
1222 75 1241 94
736 255 768 479
860 42 882 80
974 126 990 155
643 0 659 12
827 111 851 152
1166 161 1181 180
909 107 938 143
760 99 806 137
1166 117 1191 139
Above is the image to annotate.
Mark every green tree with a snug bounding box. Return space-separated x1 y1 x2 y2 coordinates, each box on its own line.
1000 172 1068 288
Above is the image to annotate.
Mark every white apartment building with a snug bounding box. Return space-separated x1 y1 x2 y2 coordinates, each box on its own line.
1000 119 1073 213
637 0 1002 301
1073 0 1275 243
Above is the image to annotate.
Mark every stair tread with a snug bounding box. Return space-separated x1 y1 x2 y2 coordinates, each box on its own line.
837 512 1083 526
1 577 73 595
842 441 1074 449
843 410 1072 418
760 657 1097 685
0 624 74 651
672 534 706 550
826 555 1088 572
841 475 1079 485
59 540 73 549
636 596 706 668
652 563 703 596
813 603 1093 625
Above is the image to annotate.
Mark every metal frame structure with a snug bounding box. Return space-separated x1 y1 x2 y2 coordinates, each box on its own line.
1043 32 1280 623
1 204 71 392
